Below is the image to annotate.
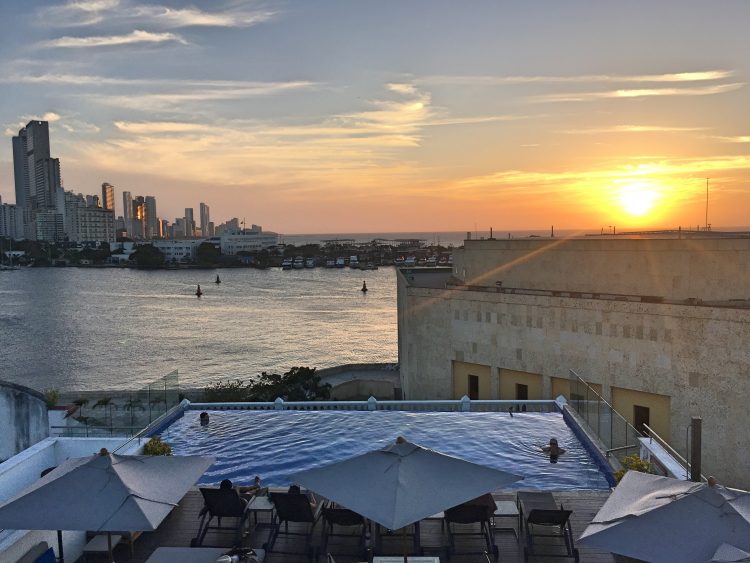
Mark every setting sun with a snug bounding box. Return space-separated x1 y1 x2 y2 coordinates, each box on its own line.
617 181 661 217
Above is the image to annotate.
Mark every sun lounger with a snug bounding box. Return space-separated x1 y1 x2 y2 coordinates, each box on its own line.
191 486 251 547
517 491 579 562
264 491 322 561
443 493 497 561
321 503 369 561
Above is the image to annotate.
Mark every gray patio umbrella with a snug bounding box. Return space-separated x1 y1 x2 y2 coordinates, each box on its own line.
708 543 750 562
579 471 750 563
0 452 214 563
290 437 522 558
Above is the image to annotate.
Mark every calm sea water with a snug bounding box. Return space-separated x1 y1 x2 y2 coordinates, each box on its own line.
0 266 397 392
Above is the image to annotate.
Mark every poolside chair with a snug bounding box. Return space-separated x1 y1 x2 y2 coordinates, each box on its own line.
191 487 251 547
320 503 368 561
264 491 323 561
444 493 498 561
517 491 579 562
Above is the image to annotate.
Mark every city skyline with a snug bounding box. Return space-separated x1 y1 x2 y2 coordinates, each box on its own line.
2 1 750 233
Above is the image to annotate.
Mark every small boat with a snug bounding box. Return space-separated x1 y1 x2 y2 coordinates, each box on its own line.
361 281 368 292
349 256 359 269
305 258 315 268
196 284 203 297
281 258 293 270
325 259 336 268
215 275 221 284
335 257 346 268
404 256 417 267
426 256 438 267
293 256 305 269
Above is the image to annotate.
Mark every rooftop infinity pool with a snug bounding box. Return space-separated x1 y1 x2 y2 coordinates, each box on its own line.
160 409 611 490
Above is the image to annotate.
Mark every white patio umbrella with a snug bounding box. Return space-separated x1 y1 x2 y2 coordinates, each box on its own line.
0 452 215 563
290 437 522 559
579 471 750 563
708 543 750 562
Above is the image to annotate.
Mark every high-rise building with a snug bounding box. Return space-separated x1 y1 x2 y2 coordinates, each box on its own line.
12 132 29 210
199 203 211 237
145 196 158 239
122 191 132 236
184 208 195 237
132 196 146 239
101 183 115 213
0 197 24 239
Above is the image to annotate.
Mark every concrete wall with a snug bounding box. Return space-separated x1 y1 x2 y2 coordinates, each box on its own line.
452 361 491 399
457 237 750 302
397 283 750 489
0 381 48 463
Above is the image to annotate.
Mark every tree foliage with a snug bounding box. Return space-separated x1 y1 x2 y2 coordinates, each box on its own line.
203 367 330 402
131 244 165 267
195 242 221 265
614 454 654 483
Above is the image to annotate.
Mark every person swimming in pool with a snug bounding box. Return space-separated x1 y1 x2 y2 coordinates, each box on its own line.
541 438 566 463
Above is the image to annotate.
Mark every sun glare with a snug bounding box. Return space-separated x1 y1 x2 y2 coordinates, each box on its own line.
617 181 661 217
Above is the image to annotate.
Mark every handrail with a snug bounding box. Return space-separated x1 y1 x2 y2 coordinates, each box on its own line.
569 370 643 437
113 399 190 453
605 444 640 456
643 423 708 482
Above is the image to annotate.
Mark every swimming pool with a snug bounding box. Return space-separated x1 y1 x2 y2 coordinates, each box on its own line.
159 409 612 490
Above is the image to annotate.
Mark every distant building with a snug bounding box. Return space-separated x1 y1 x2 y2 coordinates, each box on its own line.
101 183 115 213
145 196 158 239
215 217 240 236
132 196 145 239
152 239 204 262
219 225 279 255
199 203 212 237
122 191 133 237
32 210 64 242
184 208 195 237
0 197 24 239
58 189 115 242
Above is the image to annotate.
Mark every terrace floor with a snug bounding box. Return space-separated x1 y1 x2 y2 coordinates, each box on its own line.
95 489 614 563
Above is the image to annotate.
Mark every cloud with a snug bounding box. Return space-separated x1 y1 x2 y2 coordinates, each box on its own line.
39 29 187 48
531 82 744 103
712 135 750 143
561 125 707 134
3 112 100 137
420 70 735 86
39 0 277 29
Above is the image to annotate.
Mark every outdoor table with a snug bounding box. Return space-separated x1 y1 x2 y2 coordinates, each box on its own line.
145 547 228 562
373 557 440 563
246 494 276 530
492 499 519 539
82 534 122 562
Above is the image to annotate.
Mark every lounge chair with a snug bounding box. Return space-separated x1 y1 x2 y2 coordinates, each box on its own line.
191 487 251 547
320 504 368 561
264 491 322 561
517 491 579 562
444 493 497 561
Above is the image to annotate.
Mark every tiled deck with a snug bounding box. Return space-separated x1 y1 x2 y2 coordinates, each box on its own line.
100 489 614 563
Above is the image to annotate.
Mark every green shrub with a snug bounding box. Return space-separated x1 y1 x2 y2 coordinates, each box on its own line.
143 436 172 456
43 389 60 409
614 454 653 482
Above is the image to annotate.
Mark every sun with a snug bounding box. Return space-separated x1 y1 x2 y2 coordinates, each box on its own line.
617 181 661 217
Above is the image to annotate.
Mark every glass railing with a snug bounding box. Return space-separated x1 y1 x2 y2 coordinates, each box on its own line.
568 370 643 465
52 370 180 437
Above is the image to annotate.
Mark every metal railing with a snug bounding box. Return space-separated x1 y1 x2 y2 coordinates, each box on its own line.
568 370 643 465
188 396 561 413
52 371 180 437
643 423 708 482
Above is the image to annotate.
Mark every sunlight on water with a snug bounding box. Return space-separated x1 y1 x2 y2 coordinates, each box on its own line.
161 410 611 490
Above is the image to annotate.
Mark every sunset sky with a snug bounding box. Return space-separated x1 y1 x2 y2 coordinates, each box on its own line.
2 1 750 233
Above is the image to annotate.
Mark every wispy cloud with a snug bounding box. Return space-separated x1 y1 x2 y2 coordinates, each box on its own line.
39 0 277 29
561 125 707 134
712 135 750 143
421 70 735 86
531 82 744 103
3 112 100 137
39 29 187 48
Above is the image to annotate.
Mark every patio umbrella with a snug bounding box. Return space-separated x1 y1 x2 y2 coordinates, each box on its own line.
579 471 750 563
0 452 214 563
290 437 522 559
708 544 750 562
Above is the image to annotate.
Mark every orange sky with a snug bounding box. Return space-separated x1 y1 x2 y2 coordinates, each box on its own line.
2 1 750 233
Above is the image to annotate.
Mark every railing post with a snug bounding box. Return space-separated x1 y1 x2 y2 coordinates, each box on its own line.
274 397 284 410
367 396 377 411
690 417 702 482
460 395 471 412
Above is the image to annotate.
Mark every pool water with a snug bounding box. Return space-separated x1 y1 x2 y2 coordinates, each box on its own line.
160 410 611 490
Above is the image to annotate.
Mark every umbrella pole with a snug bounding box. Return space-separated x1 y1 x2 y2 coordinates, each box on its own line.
57 529 64 563
402 526 407 563
107 531 113 563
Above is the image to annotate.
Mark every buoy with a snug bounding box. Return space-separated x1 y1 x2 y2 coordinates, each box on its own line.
361 281 368 292
215 275 221 284
196 284 203 297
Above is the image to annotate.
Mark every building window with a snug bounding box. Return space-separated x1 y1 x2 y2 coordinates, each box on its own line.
468 375 479 400
633 405 650 435
515 383 528 400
